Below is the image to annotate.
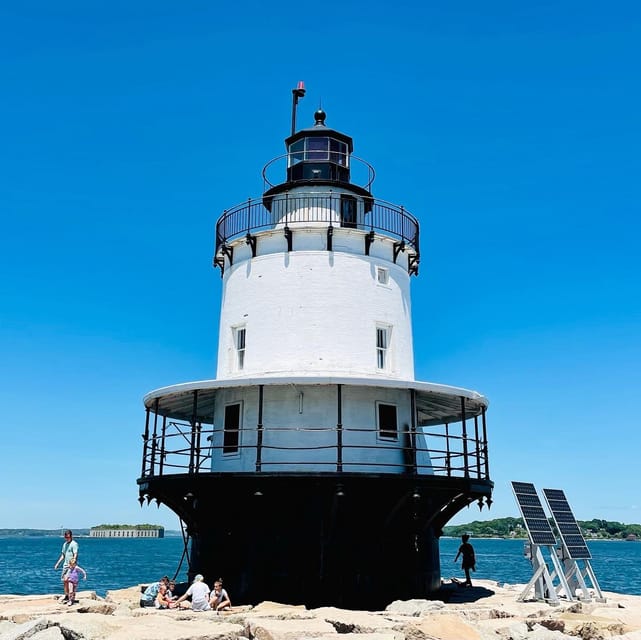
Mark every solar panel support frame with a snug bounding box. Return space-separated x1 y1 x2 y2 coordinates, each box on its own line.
511 481 575 604
542 488 606 603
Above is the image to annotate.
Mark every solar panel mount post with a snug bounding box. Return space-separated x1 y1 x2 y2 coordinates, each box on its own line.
542 488 605 602
511 481 574 603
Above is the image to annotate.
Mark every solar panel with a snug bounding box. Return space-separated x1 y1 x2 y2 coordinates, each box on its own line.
542 488 591 559
511 481 557 546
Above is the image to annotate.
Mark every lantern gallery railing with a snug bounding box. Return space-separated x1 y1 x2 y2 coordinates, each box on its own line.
140 418 490 481
214 192 420 262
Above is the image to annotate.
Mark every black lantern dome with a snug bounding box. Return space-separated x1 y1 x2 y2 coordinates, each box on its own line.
263 108 373 205
284 108 353 183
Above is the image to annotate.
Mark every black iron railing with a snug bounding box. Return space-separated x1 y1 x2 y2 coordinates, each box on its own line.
261 153 376 192
140 419 489 481
214 192 420 262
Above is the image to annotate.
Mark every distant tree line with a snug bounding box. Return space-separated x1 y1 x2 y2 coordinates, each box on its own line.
443 517 641 539
0 529 90 537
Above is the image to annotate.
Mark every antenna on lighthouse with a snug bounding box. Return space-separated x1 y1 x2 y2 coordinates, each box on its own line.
291 80 306 135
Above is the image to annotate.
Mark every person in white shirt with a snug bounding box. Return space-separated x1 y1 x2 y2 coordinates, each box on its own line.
210 578 231 612
175 574 211 611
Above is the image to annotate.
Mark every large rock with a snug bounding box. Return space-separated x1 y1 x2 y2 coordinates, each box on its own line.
403 613 481 640
243 615 336 639
385 600 446 617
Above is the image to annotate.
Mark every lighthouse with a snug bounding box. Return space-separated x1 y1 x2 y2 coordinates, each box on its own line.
138 85 493 609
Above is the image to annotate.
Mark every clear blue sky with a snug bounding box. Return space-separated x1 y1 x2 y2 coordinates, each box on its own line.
1 1 639 530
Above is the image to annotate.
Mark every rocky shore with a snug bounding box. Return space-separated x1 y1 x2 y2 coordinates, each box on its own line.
1 580 640 640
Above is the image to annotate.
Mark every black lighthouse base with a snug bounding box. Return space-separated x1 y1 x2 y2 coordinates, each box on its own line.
140 472 492 610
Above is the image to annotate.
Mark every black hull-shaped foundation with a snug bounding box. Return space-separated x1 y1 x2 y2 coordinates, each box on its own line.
140 472 492 609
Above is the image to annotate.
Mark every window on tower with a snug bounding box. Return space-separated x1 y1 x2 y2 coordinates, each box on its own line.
308 136 329 161
376 266 389 285
377 402 398 440
223 402 241 454
287 137 349 167
290 139 304 164
234 326 246 371
330 138 347 166
376 325 390 370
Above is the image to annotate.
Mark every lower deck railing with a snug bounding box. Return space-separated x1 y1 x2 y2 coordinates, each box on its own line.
140 419 490 481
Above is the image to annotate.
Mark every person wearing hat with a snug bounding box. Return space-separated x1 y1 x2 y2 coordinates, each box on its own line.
174 574 211 611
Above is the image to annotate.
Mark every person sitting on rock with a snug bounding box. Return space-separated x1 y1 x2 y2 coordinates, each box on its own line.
155 582 176 609
139 575 169 607
209 578 231 612
174 574 211 611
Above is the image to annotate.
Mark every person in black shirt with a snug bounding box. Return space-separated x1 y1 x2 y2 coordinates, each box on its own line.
454 534 476 587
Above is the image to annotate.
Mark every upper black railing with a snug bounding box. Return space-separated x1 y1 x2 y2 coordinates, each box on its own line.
214 192 420 264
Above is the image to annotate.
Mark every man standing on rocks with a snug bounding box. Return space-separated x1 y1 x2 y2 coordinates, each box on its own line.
53 529 79 603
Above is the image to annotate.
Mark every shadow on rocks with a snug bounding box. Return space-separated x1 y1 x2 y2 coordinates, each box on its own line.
436 581 496 603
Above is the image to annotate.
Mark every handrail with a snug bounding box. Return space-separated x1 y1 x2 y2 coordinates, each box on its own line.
261 152 376 191
140 421 489 481
214 192 420 260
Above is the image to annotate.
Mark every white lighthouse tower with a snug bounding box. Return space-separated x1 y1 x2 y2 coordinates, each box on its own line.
139 85 493 609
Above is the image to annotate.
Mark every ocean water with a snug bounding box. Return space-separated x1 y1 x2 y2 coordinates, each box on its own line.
1 536 638 599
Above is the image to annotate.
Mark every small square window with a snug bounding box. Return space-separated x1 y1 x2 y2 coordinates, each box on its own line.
376 267 389 285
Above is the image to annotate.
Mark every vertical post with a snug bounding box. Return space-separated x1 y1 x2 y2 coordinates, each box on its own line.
445 422 451 476
410 388 417 475
141 407 151 477
150 398 160 476
460 396 469 478
474 414 481 479
159 415 167 475
189 389 199 474
256 385 264 472
291 81 306 136
482 406 490 479
195 421 202 472
336 384 343 472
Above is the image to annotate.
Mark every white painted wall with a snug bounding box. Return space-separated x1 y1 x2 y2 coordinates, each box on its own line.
208 384 433 474
216 249 414 380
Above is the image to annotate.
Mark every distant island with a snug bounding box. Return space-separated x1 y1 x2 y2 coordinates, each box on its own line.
2 518 639 541
0 525 182 537
443 517 640 540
